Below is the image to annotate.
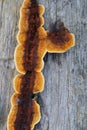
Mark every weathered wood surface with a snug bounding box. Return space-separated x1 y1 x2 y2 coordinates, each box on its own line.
0 0 87 130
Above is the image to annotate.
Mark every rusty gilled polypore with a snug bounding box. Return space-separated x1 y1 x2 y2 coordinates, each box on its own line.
7 0 75 130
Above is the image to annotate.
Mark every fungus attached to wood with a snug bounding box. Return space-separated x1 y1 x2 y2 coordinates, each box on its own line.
7 0 75 130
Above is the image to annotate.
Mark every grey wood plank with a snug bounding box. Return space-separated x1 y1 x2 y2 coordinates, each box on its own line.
35 0 87 130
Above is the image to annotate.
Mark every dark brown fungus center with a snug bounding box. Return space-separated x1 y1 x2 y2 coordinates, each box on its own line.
47 24 71 44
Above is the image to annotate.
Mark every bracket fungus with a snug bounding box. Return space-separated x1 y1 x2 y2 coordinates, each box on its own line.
7 0 75 130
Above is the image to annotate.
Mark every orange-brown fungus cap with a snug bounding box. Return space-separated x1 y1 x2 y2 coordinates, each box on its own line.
19 12 44 33
13 72 44 94
17 27 47 45
7 97 40 130
7 106 18 130
9 70 41 130
47 25 75 53
15 0 47 74
14 44 45 74
30 100 41 130
19 1 45 33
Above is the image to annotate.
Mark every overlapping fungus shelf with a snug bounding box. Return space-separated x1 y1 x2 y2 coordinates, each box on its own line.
15 0 47 74
11 72 41 130
7 0 46 130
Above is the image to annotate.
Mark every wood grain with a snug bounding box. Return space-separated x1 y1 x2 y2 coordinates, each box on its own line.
0 0 87 130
